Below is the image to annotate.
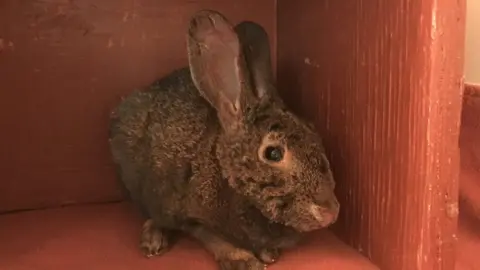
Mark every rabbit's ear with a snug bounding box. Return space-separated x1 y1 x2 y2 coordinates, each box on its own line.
187 10 250 132
234 21 276 100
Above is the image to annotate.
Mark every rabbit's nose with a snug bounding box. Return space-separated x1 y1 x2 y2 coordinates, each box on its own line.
309 204 339 228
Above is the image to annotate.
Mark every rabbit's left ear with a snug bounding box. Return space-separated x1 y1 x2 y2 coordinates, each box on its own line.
234 21 276 101
187 10 252 133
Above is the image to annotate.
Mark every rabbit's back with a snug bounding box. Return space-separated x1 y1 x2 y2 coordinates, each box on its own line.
109 68 217 224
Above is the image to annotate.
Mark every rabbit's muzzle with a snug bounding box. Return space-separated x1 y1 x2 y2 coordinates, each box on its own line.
308 199 339 228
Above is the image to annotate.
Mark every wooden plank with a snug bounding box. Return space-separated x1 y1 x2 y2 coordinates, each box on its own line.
0 202 379 269
277 0 466 268
0 0 276 212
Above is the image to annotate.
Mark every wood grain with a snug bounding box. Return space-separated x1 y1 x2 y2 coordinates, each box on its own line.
277 0 466 269
0 0 276 212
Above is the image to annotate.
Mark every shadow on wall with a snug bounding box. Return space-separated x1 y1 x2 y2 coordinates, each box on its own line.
461 0 480 234
459 85 480 235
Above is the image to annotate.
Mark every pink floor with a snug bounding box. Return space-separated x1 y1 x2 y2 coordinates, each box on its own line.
0 202 377 270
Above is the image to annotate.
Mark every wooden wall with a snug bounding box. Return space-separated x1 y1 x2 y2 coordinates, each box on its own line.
0 0 276 212
1 0 472 268
277 0 466 269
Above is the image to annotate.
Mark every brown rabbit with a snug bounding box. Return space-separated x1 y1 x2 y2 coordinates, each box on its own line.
109 9 340 270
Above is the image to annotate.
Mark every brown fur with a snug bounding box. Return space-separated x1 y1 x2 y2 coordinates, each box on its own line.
109 10 340 270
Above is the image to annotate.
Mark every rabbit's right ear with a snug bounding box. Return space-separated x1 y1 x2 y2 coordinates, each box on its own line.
234 21 276 101
187 10 250 133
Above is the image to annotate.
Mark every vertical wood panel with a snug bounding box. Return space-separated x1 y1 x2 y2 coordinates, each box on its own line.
277 0 465 269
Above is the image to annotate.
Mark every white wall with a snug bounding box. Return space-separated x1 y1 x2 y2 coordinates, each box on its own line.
465 0 480 84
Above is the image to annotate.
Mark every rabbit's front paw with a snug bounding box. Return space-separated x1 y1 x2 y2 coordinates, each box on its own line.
257 248 280 264
139 219 173 258
218 257 266 270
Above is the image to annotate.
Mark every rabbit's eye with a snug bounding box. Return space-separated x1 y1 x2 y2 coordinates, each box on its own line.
264 146 284 162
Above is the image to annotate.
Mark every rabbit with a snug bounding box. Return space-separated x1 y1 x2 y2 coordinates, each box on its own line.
109 9 340 270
